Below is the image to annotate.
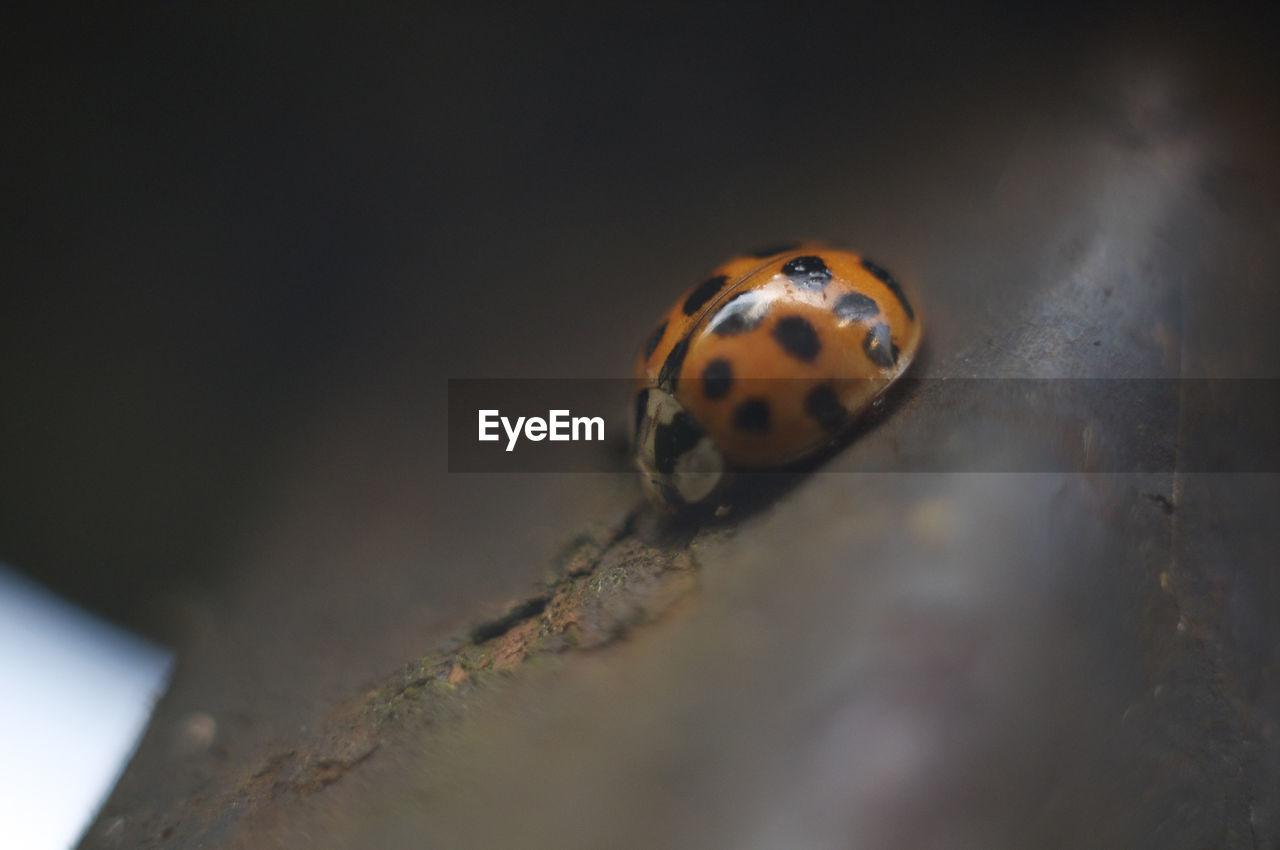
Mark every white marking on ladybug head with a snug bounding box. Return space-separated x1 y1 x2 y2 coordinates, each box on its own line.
633 387 724 509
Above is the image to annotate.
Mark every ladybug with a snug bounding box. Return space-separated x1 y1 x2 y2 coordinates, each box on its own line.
632 241 921 511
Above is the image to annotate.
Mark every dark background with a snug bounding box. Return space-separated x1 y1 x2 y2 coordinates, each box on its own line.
4 3 1280 848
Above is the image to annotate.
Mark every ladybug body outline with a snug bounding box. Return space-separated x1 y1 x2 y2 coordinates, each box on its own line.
633 242 921 510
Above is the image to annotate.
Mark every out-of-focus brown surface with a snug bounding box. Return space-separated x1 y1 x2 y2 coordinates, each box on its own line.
3 4 1278 849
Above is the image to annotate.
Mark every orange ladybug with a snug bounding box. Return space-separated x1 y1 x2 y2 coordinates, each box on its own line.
633 242 921 510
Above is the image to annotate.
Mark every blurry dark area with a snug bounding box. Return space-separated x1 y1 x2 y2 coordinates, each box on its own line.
2 2 1280 848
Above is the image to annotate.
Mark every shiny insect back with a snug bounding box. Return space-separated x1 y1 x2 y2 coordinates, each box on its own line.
632 241 921 511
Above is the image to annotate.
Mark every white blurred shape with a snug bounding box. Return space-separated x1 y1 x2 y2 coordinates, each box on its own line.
0 562 173 850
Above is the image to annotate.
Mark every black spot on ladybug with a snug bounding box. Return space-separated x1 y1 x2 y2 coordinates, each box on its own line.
748 241 801 258
654 411 703 474
782 255 832 290
683 275 728 316
833 291 879 323
805 384 847 430
772 316 821 362
633 388 650 441
658 336 689 392
861 258 914 320
863 322 899 369
702 358 733 400
710 291 770 336
733 398 771 432
642 320 667 360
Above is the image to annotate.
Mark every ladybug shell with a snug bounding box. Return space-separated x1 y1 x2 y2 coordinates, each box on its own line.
634 243 921 473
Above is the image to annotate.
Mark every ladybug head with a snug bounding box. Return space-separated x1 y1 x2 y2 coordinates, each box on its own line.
632 386 724 512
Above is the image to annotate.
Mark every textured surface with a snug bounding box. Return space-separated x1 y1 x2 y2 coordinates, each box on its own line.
2 5 1276 850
